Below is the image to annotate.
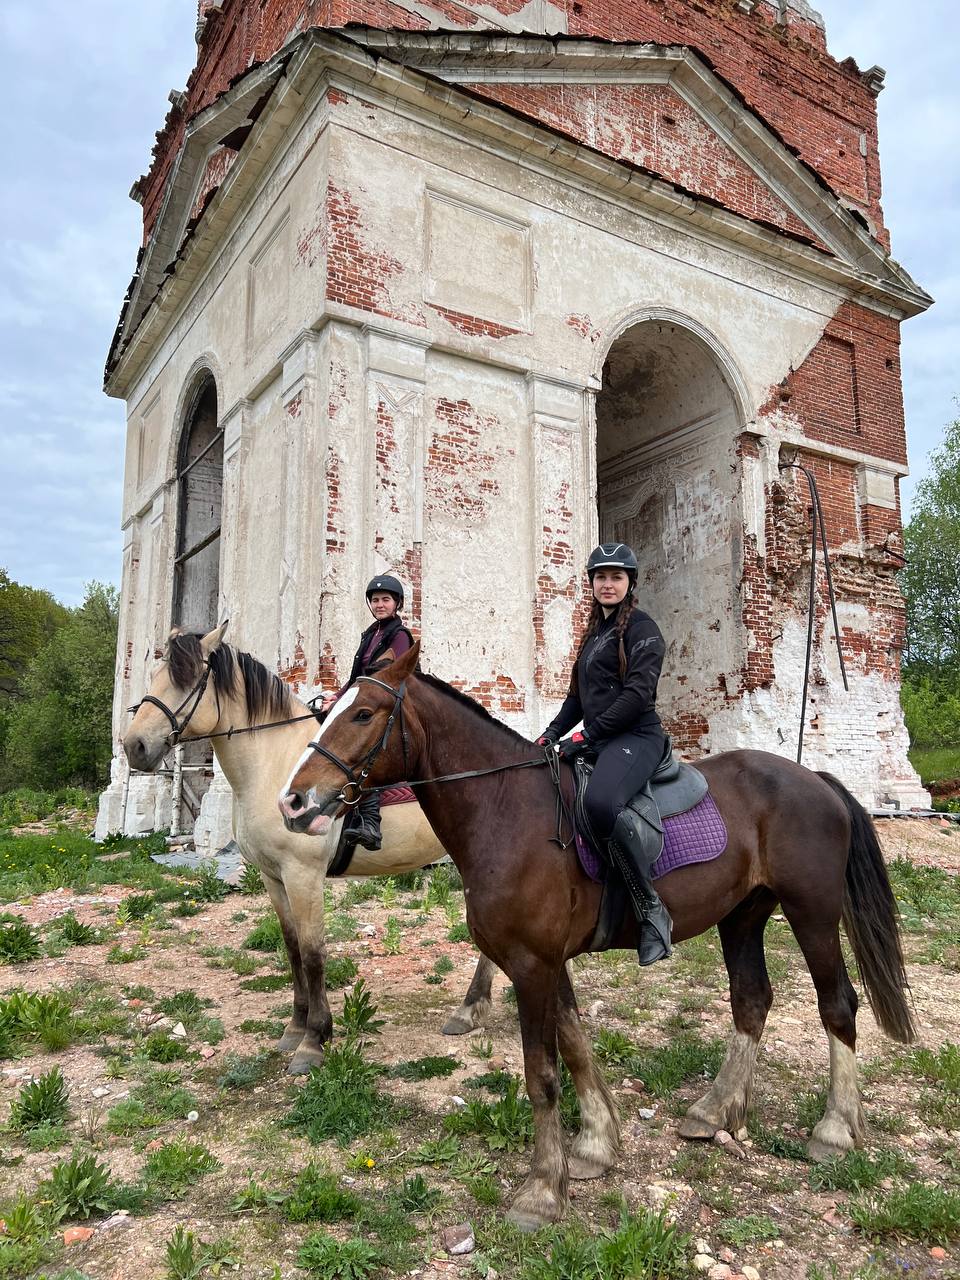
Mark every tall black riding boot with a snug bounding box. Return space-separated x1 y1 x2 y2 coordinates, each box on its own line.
607 810 673 966
350 791 383 851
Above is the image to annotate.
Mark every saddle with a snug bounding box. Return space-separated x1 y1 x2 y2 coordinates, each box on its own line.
574 734 708 863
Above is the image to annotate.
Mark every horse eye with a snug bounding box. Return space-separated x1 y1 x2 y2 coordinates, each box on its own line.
354 709 373 722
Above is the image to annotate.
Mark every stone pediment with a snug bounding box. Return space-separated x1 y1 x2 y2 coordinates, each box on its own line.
106 28 929 393
353 31 926 303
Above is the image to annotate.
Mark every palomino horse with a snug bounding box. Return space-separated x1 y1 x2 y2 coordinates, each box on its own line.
122 625 498 1073
279 642 915 1230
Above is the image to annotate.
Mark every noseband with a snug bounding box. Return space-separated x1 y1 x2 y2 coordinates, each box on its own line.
305 676 409 806
128 661 219 748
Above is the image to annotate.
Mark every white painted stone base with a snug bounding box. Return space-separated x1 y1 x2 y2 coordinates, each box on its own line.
95 754 175 840
192 760 235 857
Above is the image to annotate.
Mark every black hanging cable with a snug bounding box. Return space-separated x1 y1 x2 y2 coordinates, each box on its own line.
779 460 850 764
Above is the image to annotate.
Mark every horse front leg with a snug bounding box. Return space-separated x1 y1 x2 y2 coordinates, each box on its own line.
442 952 497 1035
261 872 310 1055
506 961 568 1231
282 862 335 1074
556 964 620 1179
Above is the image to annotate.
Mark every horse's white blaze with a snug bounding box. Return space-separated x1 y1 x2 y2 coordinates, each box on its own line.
280 687 361 797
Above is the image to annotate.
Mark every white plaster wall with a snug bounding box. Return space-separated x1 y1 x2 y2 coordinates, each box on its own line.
99 56 924 841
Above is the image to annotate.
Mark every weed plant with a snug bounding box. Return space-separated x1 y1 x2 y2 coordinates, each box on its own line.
9 1067 70 1131
283 1164 362 1223
191 862 228 902
239 974 288 993
142 1140 220 1199
55 912 103 946
238 862 264 894
296 1231 380 1280
239 1018 286 1037
144 1031 197 1063
447 922 471 943
808 1148 915 1192
413 1134 461 1164
243 913 285 953
217 1051 276 1089
284 1040 394 1145
164 1225 238 1279
0 829 176 903
325 955 358 989
335 979 385 1038
717 1215 778 1247
0 913 42 963
394 1172 441 1213
229 1177 286 1215
44 1152 130 1220
383 916 402 954
445 1077 533 1151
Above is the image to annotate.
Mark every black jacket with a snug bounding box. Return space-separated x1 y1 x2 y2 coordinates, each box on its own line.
346 616 415 686
546 608 665 742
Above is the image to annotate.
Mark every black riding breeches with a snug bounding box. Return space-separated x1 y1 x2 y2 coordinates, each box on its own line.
583 725 666 842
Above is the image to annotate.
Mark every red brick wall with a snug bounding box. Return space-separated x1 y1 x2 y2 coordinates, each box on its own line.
139 0 885 247
763 301 907 466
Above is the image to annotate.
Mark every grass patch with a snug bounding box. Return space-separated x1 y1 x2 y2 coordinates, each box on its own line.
243 913 285 953
717 1215 778 1247
631 1034 724 1097
297 1231 380 1279
390 1054 459 1081
325 955 358 989
888 858 960 929
239 974 289 993
746 1114 808 1162
850 1182 960 1242
217 1051 277 1089
0 989 74 1055
445 1078 533 1152
284 1040 395 1146
0 829 178 904
105 1069 197 1134
808 1148 915 1192
164 1225 238 1279
283 1164 362 1223
239 1018 285 1038
141 1139 220 1199
910 745 960 785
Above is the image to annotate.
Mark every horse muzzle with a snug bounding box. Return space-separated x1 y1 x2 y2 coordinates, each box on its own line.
122 733 168 773
278 785 337 835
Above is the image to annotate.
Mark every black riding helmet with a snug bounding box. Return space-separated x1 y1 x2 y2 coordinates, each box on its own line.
586 542 638 584
365 575 404 611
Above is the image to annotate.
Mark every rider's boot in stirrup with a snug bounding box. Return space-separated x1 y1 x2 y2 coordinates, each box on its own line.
351 791 383 851
608 810 673 966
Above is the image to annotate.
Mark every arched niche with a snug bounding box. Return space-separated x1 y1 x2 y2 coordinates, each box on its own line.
172 375 223 630
595 319 744 748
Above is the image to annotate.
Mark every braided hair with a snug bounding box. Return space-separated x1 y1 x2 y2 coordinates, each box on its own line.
570 586 637 696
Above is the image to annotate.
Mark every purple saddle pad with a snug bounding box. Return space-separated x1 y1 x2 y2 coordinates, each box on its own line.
576 793 727 884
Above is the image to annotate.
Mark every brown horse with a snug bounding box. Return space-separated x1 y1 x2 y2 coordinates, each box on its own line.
278 641 915 1230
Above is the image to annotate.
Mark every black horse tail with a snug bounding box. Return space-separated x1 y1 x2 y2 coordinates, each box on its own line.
818 772 916 1044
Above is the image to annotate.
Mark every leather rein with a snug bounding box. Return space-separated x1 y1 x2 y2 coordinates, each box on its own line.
304 675 575 848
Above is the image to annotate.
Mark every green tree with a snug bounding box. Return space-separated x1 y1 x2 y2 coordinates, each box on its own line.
901 413 960 677
0 570 69 701
3 582 118 789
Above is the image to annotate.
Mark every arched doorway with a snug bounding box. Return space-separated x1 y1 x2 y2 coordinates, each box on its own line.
595 319 743 753
170 375 222 834
172 376 223 630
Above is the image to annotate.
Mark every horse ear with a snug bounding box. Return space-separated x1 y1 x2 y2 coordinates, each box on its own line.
379 639 420 686
200 620 229 657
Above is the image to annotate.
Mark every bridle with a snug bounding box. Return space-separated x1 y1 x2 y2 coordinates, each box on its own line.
300 675 575 848
305 675 410 806
128 661 219 748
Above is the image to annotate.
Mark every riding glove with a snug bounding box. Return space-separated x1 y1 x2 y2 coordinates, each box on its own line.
536 730 559 747
558 729 591 759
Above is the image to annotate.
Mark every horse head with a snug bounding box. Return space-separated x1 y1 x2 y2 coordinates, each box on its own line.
123 622 229 770
278 641 421 836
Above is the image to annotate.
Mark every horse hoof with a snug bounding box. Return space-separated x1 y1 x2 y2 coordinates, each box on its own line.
505 1206 556 1233
806 1135 854 1163
677 1116 718 1141
277 1029 305 1053
568 1155 610 1181
441 1014 474 1036
287 1048 324 1076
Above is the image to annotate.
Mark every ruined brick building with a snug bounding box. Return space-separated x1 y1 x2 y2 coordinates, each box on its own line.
97 0 932 846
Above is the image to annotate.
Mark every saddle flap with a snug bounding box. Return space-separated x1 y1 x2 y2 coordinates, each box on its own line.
649 763 709 819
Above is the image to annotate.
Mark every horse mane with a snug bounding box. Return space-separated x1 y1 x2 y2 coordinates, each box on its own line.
167 632 293 724
414 671 531 748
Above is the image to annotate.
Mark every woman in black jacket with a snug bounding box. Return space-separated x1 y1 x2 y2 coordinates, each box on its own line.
537 543 671 964
320 574 414 850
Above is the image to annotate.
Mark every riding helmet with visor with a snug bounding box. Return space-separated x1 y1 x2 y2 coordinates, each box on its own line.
365 574 404 611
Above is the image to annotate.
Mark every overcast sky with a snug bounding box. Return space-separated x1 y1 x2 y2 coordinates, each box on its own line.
1 0 956 605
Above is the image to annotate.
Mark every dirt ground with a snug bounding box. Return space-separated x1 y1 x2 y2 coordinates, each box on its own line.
1 816 959 1280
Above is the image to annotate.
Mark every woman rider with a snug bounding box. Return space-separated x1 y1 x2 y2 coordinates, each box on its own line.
320 574 414 850
536 543 672 965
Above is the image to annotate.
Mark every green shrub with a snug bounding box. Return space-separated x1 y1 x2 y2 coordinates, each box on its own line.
9 1066 70 1130
0 913 42 963
0 786 95 827
45 1152 122 1220
238 862 264 895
